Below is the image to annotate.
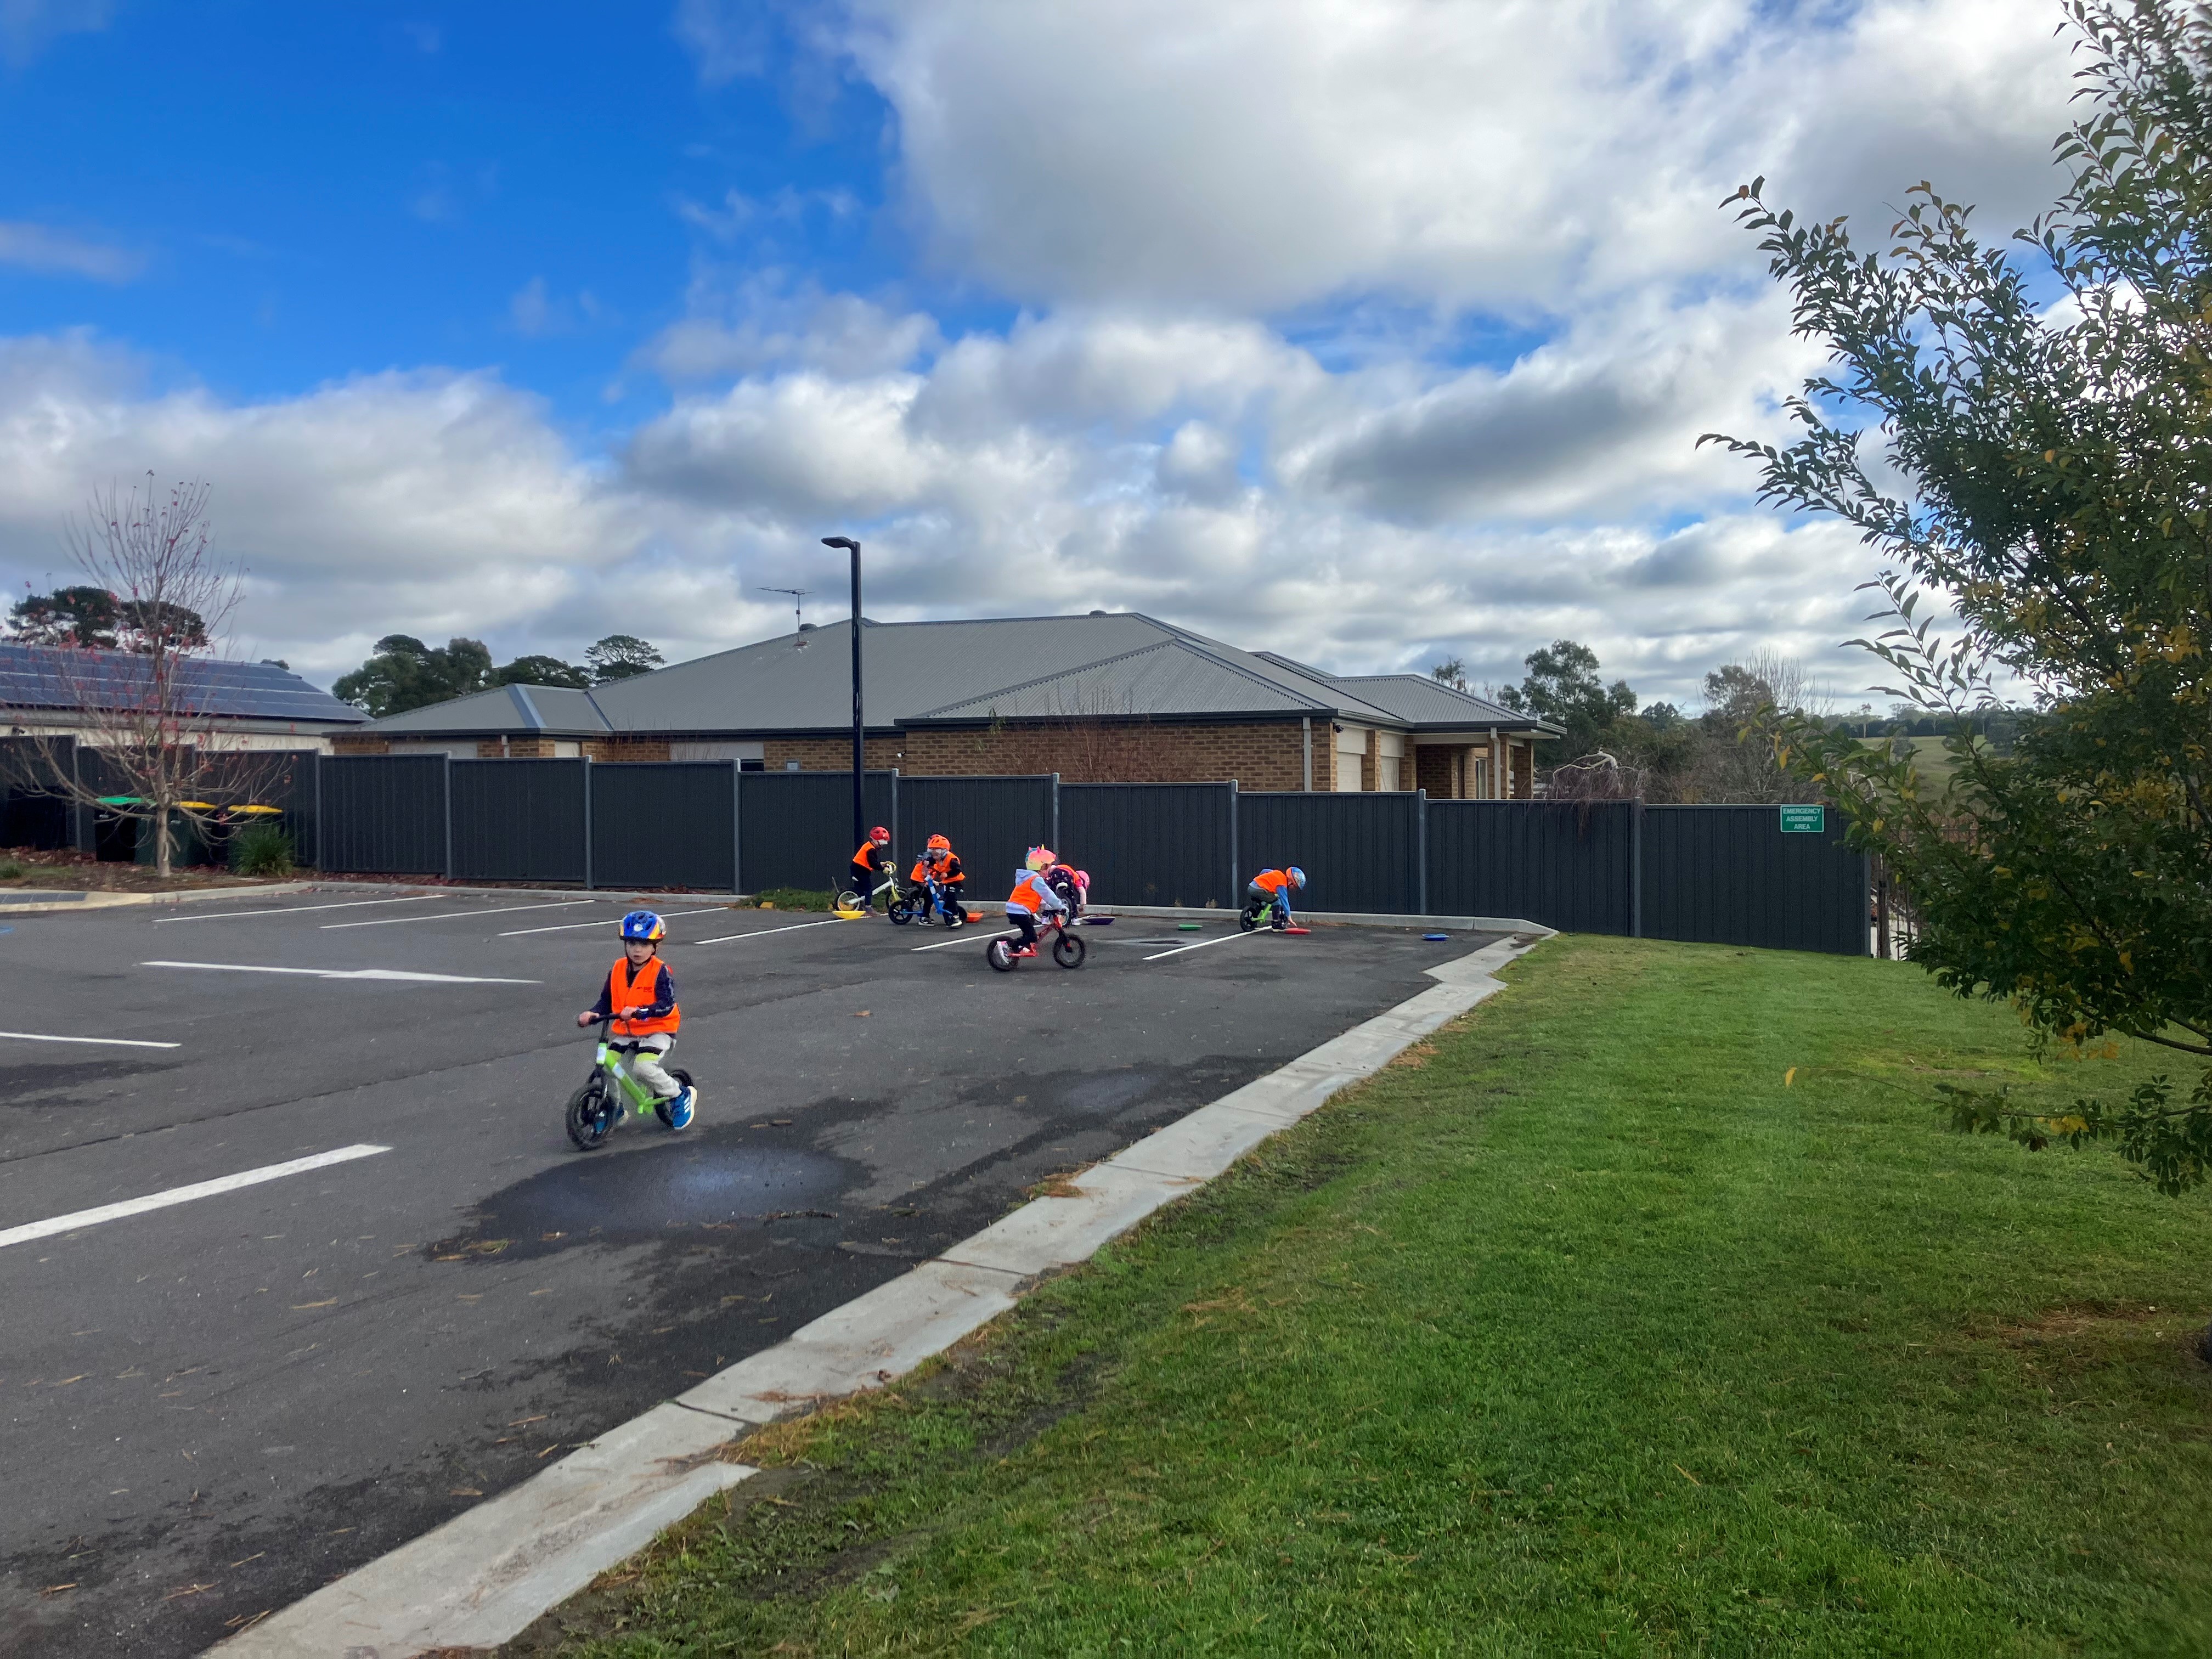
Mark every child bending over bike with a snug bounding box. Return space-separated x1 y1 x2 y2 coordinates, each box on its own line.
912 833 966 923
1246 865 1306 927
575 909 694 1123
849 825 893 912
1004 844 1069 955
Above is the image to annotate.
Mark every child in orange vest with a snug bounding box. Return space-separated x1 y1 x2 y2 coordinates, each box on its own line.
1005 845 1070 956
575 909 692 1121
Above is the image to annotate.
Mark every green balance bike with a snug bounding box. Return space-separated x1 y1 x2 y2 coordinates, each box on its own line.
565 1022 699 1151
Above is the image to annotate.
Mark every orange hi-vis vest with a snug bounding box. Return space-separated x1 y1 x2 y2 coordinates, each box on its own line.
1007 871 1050 913
1253 869 1293 894
605 955 679 1037
854 842 884 868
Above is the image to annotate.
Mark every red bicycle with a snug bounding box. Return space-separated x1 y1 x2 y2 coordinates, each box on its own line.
986 912 1085 972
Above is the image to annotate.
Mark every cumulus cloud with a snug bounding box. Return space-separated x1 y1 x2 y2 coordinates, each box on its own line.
0 220 141 283
836 0 2073 313
635 269 939 380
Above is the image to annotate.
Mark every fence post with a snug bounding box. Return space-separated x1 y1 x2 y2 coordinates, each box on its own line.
313 752 324 871
1631 798 1644 938
581 757 594 890
442 754 454 881
1225 780 1238 910
1049 772 1060 854
730 761 743 896
1415 790 1428 916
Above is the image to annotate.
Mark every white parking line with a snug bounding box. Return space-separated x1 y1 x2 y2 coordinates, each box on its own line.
0 1030 181 1049
689 918 845 945
499 906 729 938
322 900 597 930
912 928 1015 951
142 961 539 985
157 895 439 923
1141 929 1259 962
0 1143 390 1251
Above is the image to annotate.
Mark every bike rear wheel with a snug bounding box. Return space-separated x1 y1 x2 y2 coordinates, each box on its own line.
986 938 1016 972
888 896 916 925
566 1077 616 1150
654 1066 697 1128
1052 930 1087 969
834 885 864 912
1238 904 1261 932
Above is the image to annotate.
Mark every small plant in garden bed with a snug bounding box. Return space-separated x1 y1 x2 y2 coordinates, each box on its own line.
228 822 296 878
0 859 24 882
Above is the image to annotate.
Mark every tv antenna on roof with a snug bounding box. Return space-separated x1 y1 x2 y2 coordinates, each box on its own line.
758 586 812 647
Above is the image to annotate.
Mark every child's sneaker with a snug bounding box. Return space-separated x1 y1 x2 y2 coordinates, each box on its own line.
664 1086 695 1130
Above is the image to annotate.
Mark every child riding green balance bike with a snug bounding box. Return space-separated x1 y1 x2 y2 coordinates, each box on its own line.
566 909 701 1150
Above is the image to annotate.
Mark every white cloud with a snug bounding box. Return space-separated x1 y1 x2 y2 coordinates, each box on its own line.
837 0 2072 313
0 220 141 283
635 269 939 380
0 0 109 66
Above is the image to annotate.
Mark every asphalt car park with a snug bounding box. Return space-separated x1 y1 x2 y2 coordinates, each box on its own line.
0 890 1499 1656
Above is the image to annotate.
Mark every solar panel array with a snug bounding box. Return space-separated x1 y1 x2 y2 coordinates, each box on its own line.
0 643 366 725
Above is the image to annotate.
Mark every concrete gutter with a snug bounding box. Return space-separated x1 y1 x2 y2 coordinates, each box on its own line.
1093 902 1544 932
213 927 1554 1657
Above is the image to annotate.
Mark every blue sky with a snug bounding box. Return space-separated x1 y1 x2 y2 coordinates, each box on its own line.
0 1 2079 702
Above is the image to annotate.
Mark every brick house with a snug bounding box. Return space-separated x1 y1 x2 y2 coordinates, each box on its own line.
333 613 1556 796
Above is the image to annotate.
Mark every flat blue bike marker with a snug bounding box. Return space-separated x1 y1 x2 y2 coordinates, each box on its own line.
1423 932 1448 941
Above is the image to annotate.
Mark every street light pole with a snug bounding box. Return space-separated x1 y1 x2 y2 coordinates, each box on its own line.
822 536 865 858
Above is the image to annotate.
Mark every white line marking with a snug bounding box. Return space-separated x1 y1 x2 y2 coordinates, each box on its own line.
0 1143 390 1250
157 895 440 923
1142 929 1261 962
498 907 728 938
911 928 1017 952
323 900 597 930
142 961 539 985
690 918 844 945
0 1030 180 1049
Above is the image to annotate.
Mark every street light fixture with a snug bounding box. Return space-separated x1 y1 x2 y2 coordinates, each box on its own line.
821 537 865 860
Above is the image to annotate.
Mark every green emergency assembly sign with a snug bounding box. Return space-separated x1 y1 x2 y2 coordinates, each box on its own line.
1779 805 1825 834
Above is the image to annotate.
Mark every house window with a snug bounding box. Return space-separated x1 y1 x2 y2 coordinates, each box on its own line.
1376 755 1400 791
1335 752 1362 792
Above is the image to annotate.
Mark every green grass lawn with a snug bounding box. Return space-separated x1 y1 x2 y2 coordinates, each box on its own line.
521 935 2212 1658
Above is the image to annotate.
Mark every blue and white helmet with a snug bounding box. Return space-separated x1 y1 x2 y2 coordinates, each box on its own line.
1285 866 1306 888
620 909 666 941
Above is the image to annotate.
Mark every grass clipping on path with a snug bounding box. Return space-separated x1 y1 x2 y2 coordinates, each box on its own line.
529 936 2212 1657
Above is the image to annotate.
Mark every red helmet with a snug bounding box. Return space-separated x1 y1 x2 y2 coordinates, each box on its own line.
869 825 890 844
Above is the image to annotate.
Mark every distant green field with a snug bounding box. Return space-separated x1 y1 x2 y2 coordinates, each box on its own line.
529 935 2212 1658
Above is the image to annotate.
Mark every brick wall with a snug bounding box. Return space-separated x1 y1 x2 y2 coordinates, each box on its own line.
895 720 1307 788
582 737 672 763
331 734 389 755
763 735 904 772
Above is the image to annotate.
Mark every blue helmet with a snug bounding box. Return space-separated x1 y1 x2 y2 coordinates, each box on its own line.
620 908 666 941
1285 866 1306 888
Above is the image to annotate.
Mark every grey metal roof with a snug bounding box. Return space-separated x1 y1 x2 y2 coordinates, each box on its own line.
0 642 368 726
911 638 1331 721
360 613 1558 739
1253 656 1557 731
365 682 613 736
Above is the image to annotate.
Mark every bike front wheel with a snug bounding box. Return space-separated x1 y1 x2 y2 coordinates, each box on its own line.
566 1078 616 1150
1052 930 1087 969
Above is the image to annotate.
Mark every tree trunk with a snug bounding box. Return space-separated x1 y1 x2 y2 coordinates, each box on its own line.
153 795 173 879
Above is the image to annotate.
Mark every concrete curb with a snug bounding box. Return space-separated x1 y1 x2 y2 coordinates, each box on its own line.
211 928 1555 1657
0 879 319 917
1092 903 1547 932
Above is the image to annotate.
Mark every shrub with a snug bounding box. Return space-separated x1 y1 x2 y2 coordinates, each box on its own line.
230 822 296 878
0 859 24 882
